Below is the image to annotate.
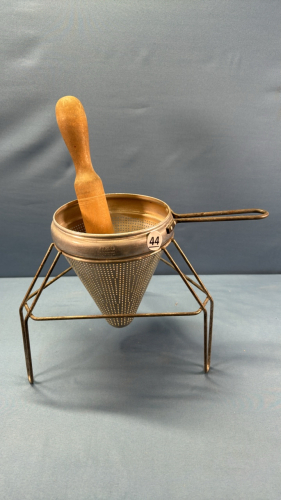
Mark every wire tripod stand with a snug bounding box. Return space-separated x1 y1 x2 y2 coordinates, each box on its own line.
19 239 214 384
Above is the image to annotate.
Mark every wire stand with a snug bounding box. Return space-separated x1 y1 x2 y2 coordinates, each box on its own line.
19 240 214 384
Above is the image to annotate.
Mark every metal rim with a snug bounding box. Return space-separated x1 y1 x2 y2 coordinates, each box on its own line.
52 193 172 239
51 193 175 260
56 242 172 264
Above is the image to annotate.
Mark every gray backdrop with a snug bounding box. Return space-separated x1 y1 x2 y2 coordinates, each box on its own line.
1 0 280 277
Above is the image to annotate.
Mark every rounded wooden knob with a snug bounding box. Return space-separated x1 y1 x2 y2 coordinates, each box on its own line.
56 96 92 172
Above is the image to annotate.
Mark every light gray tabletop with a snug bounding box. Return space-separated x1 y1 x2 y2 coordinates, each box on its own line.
1 275 280 499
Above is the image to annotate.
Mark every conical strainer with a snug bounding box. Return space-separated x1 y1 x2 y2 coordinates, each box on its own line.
51 193 175 327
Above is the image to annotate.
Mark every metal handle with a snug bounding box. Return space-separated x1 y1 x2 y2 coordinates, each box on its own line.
172 208 269 223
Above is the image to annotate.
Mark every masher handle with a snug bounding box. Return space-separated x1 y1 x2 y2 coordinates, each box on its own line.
55 96 114 234
172 208 269 223
55 96 92 173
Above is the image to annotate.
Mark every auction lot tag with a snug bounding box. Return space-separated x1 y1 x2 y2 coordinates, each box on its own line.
147 231 162 251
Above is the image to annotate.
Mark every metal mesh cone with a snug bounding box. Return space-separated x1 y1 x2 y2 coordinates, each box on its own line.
52 195 174 328
63 208 164 327
66 251 162 327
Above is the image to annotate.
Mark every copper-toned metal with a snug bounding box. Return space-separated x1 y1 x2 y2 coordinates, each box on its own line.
19 193 268 384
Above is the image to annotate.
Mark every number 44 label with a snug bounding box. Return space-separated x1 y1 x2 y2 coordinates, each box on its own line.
147 231 162 251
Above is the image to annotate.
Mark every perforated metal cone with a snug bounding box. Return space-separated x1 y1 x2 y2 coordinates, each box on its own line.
66 251 162 327
51 194 175 328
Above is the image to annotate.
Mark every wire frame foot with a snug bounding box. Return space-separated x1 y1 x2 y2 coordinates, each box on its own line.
163 239 214 373
19 244 67 384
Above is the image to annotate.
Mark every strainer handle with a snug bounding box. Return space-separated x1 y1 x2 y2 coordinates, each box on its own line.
172 208 269 223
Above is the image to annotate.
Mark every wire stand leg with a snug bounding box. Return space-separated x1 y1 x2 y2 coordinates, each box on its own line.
164 239 214 373
20 312 33 384
19 244 62 384
174 238 214 372
207 299 214 372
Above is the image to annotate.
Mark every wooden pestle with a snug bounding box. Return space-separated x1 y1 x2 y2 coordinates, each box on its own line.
55 96 114 234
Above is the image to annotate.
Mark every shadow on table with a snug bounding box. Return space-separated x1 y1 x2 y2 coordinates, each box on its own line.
22 317 228 426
